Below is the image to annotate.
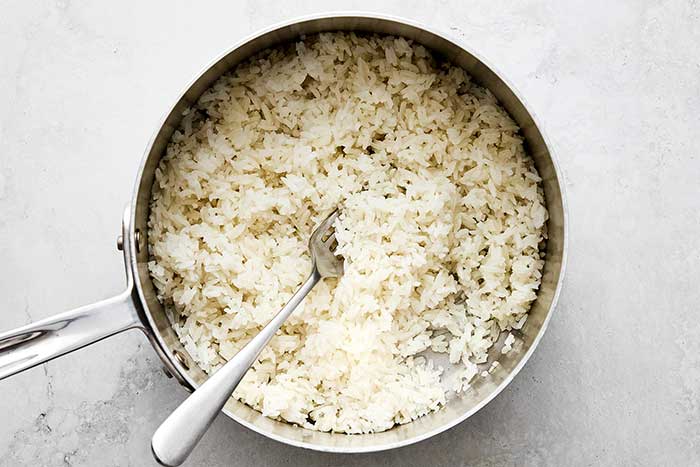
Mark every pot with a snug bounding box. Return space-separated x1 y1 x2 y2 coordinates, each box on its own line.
0 12 567 454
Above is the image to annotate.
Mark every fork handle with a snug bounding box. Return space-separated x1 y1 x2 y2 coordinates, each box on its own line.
151 270 321 467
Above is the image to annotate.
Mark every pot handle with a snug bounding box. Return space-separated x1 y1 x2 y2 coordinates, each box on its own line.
0 290 141 380
0 205 144 381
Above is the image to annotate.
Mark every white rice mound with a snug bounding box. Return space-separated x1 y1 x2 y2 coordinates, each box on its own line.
148 32 547 434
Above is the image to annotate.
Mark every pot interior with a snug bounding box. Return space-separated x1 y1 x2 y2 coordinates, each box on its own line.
130 14 566 452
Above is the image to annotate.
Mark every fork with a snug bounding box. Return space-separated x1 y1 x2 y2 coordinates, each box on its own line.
151 209 343 467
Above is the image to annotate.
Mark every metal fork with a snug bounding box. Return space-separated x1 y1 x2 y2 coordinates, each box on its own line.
151 209 343 467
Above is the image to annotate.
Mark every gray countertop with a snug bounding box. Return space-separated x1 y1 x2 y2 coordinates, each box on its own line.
1 1 699 466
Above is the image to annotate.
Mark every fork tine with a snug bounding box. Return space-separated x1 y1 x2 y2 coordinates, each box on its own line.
312 209 339 239
322 209 339 229
323 232 336 245
309 208 344 278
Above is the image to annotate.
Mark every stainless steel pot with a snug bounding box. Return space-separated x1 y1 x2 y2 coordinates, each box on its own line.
0 13 567 454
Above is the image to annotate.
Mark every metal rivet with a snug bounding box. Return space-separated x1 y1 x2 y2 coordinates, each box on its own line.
116 235 124 251
174 351 190 370
162 367 173 379
134 229 142 253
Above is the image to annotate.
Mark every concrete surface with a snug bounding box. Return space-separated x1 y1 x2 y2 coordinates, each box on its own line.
1 0 699 466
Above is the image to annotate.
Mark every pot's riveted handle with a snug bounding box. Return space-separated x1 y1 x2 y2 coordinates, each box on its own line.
0 205 144 381
0 290 141 380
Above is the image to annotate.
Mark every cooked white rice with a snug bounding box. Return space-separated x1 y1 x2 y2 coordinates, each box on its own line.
147 32 547 434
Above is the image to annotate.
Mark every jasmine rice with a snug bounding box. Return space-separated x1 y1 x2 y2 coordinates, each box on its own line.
147 32 547 434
